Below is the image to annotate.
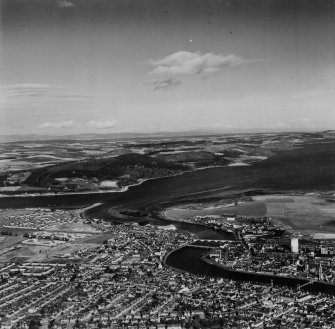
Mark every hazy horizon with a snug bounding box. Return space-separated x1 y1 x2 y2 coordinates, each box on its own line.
0 126 331 141
1 0 335 135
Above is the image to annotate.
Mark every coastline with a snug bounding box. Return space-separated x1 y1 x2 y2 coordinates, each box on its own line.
1 141 333 201
0 164 234 199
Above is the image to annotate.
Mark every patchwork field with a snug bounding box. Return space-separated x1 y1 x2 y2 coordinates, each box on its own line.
253 195 335 234
164 201 267 220
164 194 335 234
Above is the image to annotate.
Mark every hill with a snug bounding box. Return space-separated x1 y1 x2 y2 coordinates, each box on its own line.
24 153 188 187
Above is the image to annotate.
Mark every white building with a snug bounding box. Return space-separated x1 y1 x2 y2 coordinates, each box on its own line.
291 237 299 254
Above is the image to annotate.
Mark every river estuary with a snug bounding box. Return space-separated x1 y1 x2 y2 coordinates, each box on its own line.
1 142 335 294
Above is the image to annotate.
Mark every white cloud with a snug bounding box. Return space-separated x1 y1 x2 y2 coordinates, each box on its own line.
149 51 248 76
39 121 76 129
152 78 181 91
57 0 75 8
86 121 118 129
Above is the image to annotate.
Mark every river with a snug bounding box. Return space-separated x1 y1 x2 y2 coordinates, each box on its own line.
1 142 335 294
165 245 335 295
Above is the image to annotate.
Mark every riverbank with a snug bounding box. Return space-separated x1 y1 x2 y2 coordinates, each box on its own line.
164 244 335 296
0 164 233 199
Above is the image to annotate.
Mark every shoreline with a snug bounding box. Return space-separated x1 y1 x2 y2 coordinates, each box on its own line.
0 141 333 201
0 164 235 199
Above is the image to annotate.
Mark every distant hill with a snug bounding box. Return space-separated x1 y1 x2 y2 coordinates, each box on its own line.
156 150 229 167
0 129 324 143
0 131 218 143
24 153 188 187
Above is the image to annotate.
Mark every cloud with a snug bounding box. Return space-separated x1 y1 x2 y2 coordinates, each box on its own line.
152 78 181 91
149 51 250 76
39 121 76 129
1 84 107 109
57 0 75 8
86 121 118 129
53 94 99 102
1 84 62 98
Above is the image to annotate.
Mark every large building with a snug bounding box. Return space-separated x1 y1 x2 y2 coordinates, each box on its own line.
291 237 299 254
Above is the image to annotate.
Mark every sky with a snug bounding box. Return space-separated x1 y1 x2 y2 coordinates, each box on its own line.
1 0 335 135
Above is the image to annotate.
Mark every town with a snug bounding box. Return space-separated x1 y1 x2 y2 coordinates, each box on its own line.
0 205 334 328
2 0 335 326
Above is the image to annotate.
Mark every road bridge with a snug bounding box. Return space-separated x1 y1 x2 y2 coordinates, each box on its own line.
192 239 232 243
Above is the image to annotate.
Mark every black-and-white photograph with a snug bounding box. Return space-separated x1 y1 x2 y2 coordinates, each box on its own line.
1 0 335 327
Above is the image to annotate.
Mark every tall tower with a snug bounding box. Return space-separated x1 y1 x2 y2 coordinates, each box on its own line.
305 261 309 278
319 262 323 281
